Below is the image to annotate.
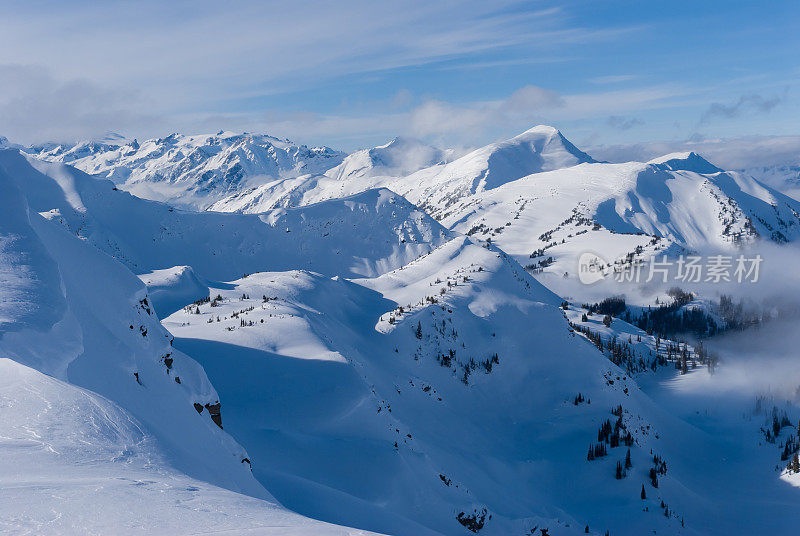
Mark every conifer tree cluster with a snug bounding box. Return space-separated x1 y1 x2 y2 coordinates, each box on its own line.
649 454 667 488
587 406 633 461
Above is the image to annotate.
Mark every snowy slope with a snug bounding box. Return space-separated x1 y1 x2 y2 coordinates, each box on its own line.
27 131 346 210
161 235 756 535
207 136 451 213
0 153 262 493
390 125 595 219
194 130 800 293
139 265 210 318
0 150 450 281
440 152 800 286
0 359 381 536
738 163 800 200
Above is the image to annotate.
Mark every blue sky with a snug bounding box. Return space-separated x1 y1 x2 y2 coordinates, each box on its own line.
0 0 798 159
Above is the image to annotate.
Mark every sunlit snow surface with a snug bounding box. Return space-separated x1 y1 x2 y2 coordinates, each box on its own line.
0 359 379 536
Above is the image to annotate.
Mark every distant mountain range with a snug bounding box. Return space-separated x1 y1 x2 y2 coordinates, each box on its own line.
26 126 800 284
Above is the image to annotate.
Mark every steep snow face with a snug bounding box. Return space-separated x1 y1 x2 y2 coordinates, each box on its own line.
326 136 452 181
425 125 593 190
0 150 450 280
440 157 800 285
27 131 346 210
208 125 594 215
162 236 713 536
0 358 382 536
0 155 265 495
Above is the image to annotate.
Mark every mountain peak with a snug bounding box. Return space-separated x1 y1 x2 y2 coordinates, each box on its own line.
515 124 562 138
457 125 594 191
648 151 722 174
326 136 447 181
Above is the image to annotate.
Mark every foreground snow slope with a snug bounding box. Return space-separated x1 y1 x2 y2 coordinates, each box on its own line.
0 359 380 536
0 150 381 534
0 150 449 281
27 131 345 210
0 150 264 493
163 235 750 535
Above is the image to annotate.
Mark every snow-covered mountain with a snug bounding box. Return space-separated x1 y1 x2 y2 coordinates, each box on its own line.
27 131 346 210
196 128 800 290
388 125 596 218
27 125 800 288
443 150 800 283
2 150 448 280
205 125 594 214
0 149 381 535
156 232 800 536
326 136 453 181
7 121 800 536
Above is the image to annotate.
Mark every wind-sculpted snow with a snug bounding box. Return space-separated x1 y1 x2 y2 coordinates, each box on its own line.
27 131 346 210
0 153 264 492
0 150 451 281
0 358 383 536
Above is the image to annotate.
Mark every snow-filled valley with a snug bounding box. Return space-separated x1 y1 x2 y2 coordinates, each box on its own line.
5 123 800 536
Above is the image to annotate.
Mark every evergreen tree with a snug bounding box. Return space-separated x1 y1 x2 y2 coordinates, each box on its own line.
625 449 632 469
641 484 646 500
415 321 423 339
649 468 659 488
